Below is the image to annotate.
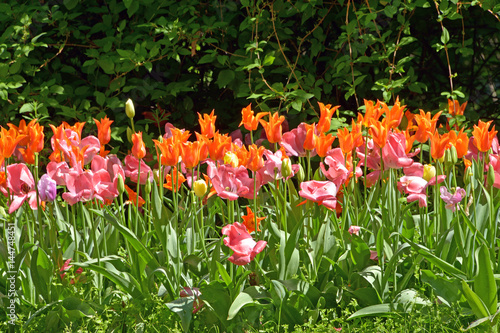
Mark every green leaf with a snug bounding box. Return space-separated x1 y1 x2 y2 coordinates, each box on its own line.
461 280 490 319
63 0 79 10
474 244 497 315
166 297 193 332
348 304 395 319
227 292 254 320
216 70 235 88
441 27 450 45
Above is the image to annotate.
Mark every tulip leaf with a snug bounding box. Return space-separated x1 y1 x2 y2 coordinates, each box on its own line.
474 244 497 315
347 303 395 319
75 260 143 299
166 297 193 332
461 280 490 320
98 209 159 270
405 239 466 279
227 292 254 320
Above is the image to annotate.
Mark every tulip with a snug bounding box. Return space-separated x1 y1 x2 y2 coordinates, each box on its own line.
193 179 207 198
38 174 57 202
222 222 267 265
440 186 466 212
241 206 264 233
131 132 146 160
125 98 135 118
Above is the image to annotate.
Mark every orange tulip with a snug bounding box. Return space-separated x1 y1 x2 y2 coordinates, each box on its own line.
8 119 30 146
449 128 469 159
131 132 146 159
472 120 497 153
303 123 317 151
317 102 340 133
239 104 266 132
337 120 363 154
10 119 45 164
198 110 216 139
448 99 467 117
369 119 389 148
404 128 416 155
164 167 186 192
382 97 405 129
358 99 383 128
154 138 181 166
207 132 232 162
259 112 285 144
430 131 450 160
181 141 202 169
241 206 264 233
315 133 335 158
94 116 113 145
125 185 145 207
413 110 442 143
246 144 265 172
170 127 191 144
0 127 26 159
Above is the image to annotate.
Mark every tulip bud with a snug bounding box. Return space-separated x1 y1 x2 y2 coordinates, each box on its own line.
443 149 453 166
127 127 133 143
125 98 135 119
313 167 325 181
450 145 458 164
296 164 305 183
117 174 125 194
281 157 292 179
223 151 239 167
193 179 207 198
487 165 496 187
423 164 436 182
144 173 152 195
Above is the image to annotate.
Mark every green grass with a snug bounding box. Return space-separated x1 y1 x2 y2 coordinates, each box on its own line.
5 296 483 333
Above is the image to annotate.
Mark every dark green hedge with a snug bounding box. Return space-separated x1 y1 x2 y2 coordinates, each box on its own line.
1 0 499 134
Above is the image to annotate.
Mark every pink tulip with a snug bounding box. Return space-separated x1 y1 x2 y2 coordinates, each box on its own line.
348 225 361 236
207 161 257 200
38 174 57 202
222 222 267 265
403 162 445 185
440 186 466 212
397 175 428 207
382 131 413 169
46 161 70 186
91 155 125 200
6 163 39 213
320 148 350 189
489 154 500 188
62 167 98 205
299 180 338 210
124 155 153 185
258 149 299 184
280 123 316 157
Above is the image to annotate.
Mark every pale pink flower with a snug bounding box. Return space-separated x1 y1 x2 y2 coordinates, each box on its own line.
222 222 267 265
382 131 413 169
124 155 153 185
258 149 299 184
280 123 316 157
299 180 338 210
348 225 361 236
440 186 466 212
5 163 38 213
207 161 258 200
397 175 428 207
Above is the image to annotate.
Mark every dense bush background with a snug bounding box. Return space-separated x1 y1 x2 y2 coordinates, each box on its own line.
0 0 499 134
